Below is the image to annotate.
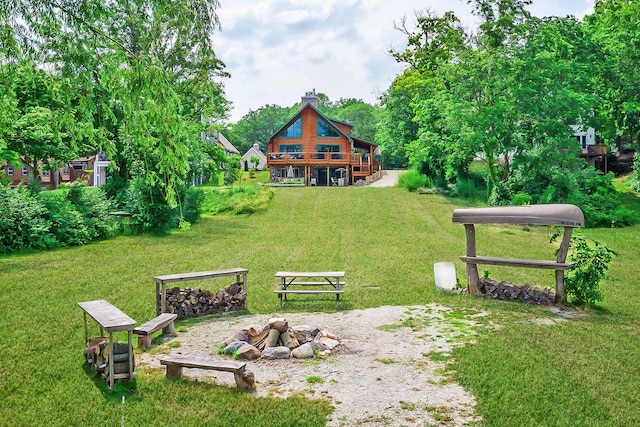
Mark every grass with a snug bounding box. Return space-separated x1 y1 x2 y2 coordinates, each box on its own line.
1 186 640 425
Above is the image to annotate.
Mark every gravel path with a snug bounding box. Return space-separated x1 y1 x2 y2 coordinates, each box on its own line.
139 305 481 426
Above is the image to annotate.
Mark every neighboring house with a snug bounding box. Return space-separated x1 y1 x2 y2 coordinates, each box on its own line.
242 143 267 171
2 153 110 189
267 90 381 186
206 130 240 156
571 125 608 171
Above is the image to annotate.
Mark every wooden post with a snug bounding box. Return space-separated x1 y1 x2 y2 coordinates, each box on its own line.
555 226 573 303
166 365 183 380
108 332 114 389
464 224 482 296
127 330 134 380
155 281 161 315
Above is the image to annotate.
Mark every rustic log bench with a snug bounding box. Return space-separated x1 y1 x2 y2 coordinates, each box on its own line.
274 271 346 310
154 268 249 315
452 204 584 303
159 354 255 391
133 313 178 349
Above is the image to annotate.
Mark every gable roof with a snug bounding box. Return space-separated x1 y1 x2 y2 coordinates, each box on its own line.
213 131 240 154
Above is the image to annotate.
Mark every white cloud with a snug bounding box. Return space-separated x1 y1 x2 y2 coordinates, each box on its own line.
216 0 595 123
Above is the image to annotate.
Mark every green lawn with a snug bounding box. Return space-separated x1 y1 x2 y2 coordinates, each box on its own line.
1 187 639 426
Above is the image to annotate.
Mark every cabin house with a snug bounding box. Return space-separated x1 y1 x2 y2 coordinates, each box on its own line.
242 143 267 171
571 125 608 172
267 91 381 186
2 153 109 189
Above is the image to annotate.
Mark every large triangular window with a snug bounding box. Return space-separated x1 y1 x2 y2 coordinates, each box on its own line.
279 117 302 138
317 117 340 137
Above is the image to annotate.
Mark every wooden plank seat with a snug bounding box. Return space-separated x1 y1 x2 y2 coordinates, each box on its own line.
159 354 255 391
458 256 572 270
452 204 585 303
133 313 177 349
273 289 345 309
287 281 346 286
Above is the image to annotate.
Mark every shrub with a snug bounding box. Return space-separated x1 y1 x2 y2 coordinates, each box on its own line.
511 192 532 206
122 179 203 234
0 184 50 253
456 178 478 200
552 231 615 306
398 169 430 192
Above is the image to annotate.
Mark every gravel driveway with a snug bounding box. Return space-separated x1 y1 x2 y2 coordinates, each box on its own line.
367 170 402 187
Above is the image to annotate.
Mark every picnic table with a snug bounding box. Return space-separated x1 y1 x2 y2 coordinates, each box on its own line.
77 299 136 389
274 271 345 310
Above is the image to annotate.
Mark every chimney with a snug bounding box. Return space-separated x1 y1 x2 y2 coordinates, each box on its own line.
301 88 319 109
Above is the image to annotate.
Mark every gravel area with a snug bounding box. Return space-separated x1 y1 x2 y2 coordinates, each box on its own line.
139 305 481 426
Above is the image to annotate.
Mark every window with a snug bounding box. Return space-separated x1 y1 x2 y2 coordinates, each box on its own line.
279 144 302 153
62 167 70 175
41 170 50 177
317 144 340 153
6 166 13 176
22 167 28 176
317 117 339 137
280 117 302 138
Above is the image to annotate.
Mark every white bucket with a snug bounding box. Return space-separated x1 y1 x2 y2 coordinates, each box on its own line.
434 262 457 291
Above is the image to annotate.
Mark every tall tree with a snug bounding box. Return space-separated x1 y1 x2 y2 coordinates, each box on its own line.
227 104 296 154
2 0 229 213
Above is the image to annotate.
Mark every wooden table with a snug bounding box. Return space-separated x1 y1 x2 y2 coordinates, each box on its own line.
154 268 249 315
274 271 345 310
78 300 136 389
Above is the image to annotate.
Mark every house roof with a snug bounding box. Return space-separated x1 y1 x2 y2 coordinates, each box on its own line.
215 132 240 154
269 103 377 148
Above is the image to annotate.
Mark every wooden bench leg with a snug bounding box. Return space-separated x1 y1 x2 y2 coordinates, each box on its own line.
137 335 152 349
162 321 176 336
166 365 183 380
234 370 255 391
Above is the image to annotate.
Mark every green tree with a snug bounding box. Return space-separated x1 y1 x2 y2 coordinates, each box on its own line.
3 0 230 228
249 155 260 170
227 104 295 154
585 0 640 189
3 61 94 184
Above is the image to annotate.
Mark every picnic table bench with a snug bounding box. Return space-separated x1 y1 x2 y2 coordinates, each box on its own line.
452 204 584 303
159 354 255 391
154 268 248 315
274 271 345 310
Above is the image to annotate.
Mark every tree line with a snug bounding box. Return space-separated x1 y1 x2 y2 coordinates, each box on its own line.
376 0 640 226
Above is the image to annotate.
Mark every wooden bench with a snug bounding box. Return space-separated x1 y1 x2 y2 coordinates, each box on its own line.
452 204 584 303
274 271 346 310
133 313 178 348
154 268 249 315
159 354 255 391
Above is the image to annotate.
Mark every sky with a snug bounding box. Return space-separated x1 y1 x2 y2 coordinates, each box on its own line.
214 0 595 123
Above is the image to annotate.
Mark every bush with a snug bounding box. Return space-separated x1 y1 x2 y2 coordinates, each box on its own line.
398 169 431 192
456 178 478 200
38 186 117 246
123 179 203 234
511 192 532 206
0 184 50 253
552 232 615 306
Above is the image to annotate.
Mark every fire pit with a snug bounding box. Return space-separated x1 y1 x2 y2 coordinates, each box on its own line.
219 318 339 360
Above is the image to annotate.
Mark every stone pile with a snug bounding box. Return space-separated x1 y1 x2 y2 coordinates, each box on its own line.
220 318 339 360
